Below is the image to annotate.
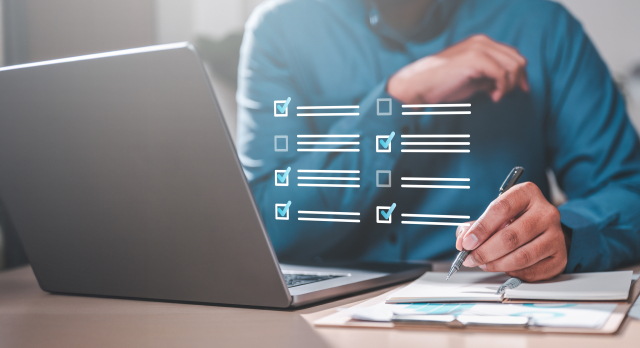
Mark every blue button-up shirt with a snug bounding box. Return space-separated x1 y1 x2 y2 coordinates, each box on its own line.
236 0 640 272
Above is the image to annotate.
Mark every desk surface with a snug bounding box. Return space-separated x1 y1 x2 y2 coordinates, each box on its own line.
1 264 639 348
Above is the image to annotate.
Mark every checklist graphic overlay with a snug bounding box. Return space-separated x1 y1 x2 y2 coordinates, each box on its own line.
275 201 292 220
376 203 396 224
401 214 470 227
377 98 392 116
274 135 288 152
376 131 395 153
296 105 359 117
401 177 470 189
298 210 360 223
401 103 471 116
401 134 470 153
297 134 360 152
274 97 292 117
275 167 292 186
376 170 392 187
297 169 360 188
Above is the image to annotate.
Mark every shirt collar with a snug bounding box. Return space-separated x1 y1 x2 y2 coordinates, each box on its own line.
367 0 463 44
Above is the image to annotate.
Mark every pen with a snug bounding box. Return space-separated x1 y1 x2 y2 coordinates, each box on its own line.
446 166 525 280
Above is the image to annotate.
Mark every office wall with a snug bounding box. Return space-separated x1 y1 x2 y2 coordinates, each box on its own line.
557 0 640 130
156 0 263 43
558 0 640 76
0 1 3 268
0 0 4 67
22 0 156 63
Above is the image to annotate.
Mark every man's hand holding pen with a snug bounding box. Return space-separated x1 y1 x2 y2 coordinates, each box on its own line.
455 182 569 282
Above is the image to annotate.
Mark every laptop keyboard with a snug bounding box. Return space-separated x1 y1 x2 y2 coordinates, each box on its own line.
283 273 345 288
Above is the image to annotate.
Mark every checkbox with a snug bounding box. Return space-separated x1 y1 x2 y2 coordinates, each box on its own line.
275 203 290 220
275 169 289 186
274 135 288 152
274 100 288 117
376 170 391 187
377 98 392 116
376 135 391 152
376 206 392 224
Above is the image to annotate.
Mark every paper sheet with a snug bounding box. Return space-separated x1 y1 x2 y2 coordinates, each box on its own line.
629 274 640 320
340 302 617 328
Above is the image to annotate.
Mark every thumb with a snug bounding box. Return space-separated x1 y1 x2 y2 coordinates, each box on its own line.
455 221 475 250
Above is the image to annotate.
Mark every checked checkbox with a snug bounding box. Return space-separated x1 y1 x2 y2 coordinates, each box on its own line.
376 203 396 224
376 131 395 153
275 201 292 220
275 167 291 186
274 97 291 117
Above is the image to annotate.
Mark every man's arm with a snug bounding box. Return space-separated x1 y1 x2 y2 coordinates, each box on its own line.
544 6 640 273
456 5 640 279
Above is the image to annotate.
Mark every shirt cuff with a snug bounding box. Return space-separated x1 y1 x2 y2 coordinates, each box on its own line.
558 204 617 273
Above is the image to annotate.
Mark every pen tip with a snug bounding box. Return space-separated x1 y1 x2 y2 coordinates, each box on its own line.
446 275 450 281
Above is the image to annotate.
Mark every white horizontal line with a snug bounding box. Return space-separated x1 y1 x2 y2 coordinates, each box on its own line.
296 142 360 145
401 221 471 226
401 134 470 138
297 105 359 109
298 218 360 223
402 185 470 189
401 150 470 153
298 170 360 173
402 103 471 108
298 211 361 216
0 42 190 72
297 113 359 116
297 184 360 187
402 111 471 115
401 177 470 181
297 149 360 152
401 142 470 146
401 214 471 219
298 177 360 181
297 134 360 138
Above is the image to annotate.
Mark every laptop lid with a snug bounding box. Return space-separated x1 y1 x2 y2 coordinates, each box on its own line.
0 43 292 307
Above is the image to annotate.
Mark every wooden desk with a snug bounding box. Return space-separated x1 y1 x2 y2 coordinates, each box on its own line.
1 264 639 348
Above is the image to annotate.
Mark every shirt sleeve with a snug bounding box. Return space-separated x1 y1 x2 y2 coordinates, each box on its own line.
235 7 418 261
544 5 640 273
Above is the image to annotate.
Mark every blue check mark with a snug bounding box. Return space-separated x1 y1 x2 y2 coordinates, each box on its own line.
278 201 292 216
380 203 396 220
276 97 291 114
379 131 395 149
277 167 292 182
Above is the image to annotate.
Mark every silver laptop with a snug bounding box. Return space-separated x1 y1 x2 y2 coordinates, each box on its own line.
0 43 429 308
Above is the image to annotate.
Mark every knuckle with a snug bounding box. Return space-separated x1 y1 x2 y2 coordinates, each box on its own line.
492 198 512 216
519 55 528 66
519 267 538 282
473 219 490 237
520 216 537 233
521 182 539 195
484 262 497 272
473 248 487 265
547 206 561 223
501 228 520 250
514 248 532 267
507 61 520 73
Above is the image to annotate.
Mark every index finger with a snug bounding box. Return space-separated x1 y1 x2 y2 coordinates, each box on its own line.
460 182 535 251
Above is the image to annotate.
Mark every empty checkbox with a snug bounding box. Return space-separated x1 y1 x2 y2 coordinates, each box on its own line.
376 170 391 187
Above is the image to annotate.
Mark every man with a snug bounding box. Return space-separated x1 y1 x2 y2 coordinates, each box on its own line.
236 0 640 281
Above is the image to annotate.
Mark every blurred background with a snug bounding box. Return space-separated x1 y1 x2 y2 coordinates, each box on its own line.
1 0 640 270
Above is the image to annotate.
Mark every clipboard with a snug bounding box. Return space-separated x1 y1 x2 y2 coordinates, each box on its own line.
314 273 640 334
